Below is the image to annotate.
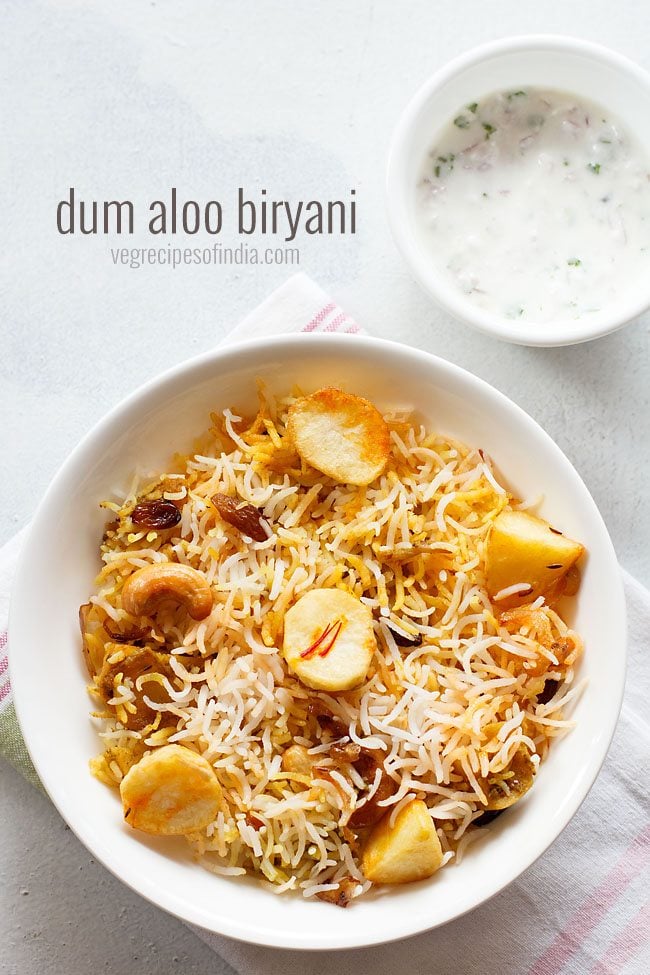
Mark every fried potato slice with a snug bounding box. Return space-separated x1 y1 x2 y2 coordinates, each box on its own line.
361 799 443 885
486 510 584 606
286 387 390 486
283 588 377 692
120 744 222 835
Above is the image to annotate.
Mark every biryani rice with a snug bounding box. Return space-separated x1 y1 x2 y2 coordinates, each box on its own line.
84 384 583 901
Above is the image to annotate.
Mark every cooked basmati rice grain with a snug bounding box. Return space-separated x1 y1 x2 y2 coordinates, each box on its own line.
85 386 584 902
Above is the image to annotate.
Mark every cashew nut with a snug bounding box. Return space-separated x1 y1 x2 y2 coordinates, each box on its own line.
121 562 213 620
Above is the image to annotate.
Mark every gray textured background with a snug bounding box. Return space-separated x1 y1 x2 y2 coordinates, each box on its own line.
2 1 648 972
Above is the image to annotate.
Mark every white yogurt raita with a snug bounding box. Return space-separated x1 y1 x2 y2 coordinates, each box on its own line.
416 89 650 323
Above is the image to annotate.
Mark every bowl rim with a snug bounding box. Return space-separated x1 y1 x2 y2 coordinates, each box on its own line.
386 33 650 347
9 332 627 949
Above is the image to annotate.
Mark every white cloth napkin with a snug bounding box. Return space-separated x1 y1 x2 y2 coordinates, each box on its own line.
2 273 648 975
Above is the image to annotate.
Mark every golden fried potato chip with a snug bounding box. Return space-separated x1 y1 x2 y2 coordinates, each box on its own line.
287 387 390 486
283 588 376 692
120 744 221 835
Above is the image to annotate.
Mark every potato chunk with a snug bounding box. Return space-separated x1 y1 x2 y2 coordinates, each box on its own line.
486 510 584 605
120 744 222 835
283 588 376 692
286 387 390 486
361 799 443 885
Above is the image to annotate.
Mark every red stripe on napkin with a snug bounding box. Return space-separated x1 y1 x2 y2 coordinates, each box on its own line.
589 900 650 975
528 824 650 975
303 302 337 332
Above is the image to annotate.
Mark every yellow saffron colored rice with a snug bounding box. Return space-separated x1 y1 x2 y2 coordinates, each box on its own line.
82 385 583 902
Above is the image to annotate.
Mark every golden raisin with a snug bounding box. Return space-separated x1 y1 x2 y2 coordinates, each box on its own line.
131 499 181 530
212 493 268 542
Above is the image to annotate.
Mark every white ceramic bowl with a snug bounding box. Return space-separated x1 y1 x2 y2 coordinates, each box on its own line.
387 35 650 346
10 334 625 949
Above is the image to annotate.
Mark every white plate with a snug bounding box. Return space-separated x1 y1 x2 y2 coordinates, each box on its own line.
9 334 625 950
